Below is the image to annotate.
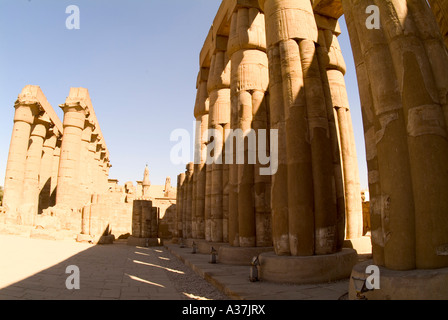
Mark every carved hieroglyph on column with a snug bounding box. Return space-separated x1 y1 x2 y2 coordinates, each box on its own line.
207 40 231 244
343 0 448 270
259 0 345 256
193 68 210 240
227 4 271 248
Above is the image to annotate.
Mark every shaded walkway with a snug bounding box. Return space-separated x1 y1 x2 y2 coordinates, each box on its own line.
0 235 228 300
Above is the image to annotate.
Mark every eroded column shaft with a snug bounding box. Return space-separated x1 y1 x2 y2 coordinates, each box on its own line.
343 0 448 270
228 5 271 248
3 103 38 219
260 0 341 255
39 128 58 214
21 118 49 225
207 48 231 243
56 103 86 208
193 68 209 240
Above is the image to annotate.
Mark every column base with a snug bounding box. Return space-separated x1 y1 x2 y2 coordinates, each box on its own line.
127 236 162 247
343 236 372 254
218 246 274 266
198 240 227 254
349 260 448 300
259 249 358 284
180 239 228 254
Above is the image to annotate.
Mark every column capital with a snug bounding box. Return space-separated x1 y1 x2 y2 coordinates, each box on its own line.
30 113 51 139
14 98 39 109
195 70 210 118
235 0 261 10
43 130 58 150
185 162 194 179
59 101 87 113
13 99 40 124
261 0 318 46
207 51 231 93
84 117 96 129
59 102 87 130
178 173 186 186
51 126 62 139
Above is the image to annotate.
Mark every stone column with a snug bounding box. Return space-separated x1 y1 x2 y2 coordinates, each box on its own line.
207 44 231 243
97 144 106 193
3 99 39 220
259 0 341 256
80 118 95 205
87 134 98 196
227 4 270 247
204 149 212 241
20 114 50 225
50 138 61 207
315 15 363 240
93 141 102 192
222 121 230 244
184 163 194 239
343 0 448 270
193 67 210 240
428 0 448 48
102 156 110 192
191 169 198 238
176 173 186 239
56 101 87 209
38 126 59 214
81 205 91 235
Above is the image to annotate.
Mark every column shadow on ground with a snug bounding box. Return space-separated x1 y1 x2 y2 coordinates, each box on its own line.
0 239 228 300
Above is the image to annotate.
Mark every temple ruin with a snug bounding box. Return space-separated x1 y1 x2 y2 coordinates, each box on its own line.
1 0 448 301
174 0 448 300
0 86 177 245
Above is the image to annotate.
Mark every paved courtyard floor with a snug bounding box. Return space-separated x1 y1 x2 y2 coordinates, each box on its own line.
0 234 370 300
0 235 227 300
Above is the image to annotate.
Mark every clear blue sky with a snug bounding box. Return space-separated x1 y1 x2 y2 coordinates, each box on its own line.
0 0 368 189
